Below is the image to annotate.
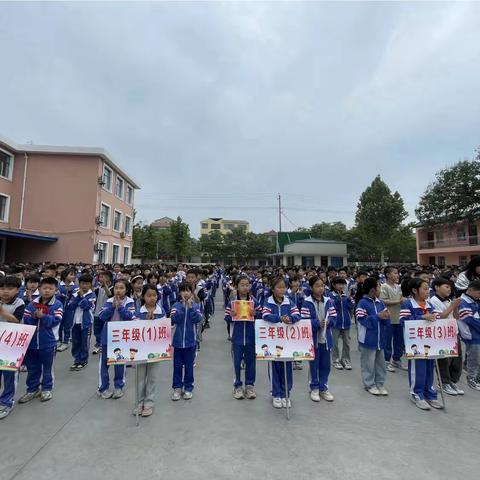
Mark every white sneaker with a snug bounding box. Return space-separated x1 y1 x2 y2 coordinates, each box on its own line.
386 363 396 373
367 386 381 396
171 388 182 401
310 389 321 402
319 390 334 402
411 396 431 410
233 387 244 400
272 397 283 409
378 387 389 396
281 398 291 408
183 391 193 400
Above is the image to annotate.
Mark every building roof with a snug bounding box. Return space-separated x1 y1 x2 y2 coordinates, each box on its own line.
277 231 346 252
0 133 140 189
0 229 57 242
201 218 249 224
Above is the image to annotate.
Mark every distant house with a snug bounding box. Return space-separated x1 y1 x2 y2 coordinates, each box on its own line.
268 232 347 267
416 220 480 266
151 216 175 230
200 218 250 236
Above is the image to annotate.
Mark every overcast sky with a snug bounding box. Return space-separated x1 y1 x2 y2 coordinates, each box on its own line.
1 1 479 237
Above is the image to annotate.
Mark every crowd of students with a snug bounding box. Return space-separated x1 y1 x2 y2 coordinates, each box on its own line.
0 258 479 420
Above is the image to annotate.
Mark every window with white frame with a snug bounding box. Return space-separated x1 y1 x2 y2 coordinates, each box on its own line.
0 194 9 222
115 175 124 199
123 246 130 264
112 244 120 263
102 165 112 191
126 185 134 205
113 210 122 232
124 215 132 235
0 149 13 180
97 242 108 263
100 203 110 228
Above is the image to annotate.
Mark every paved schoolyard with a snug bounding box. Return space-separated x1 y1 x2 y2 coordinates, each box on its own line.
1 295 479 480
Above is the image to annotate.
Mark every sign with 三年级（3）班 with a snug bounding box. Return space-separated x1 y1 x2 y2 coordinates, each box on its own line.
107 319 173 365
255 319 315 361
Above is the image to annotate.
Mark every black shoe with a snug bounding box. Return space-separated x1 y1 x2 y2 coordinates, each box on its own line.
204 322 210 329
70 364 80 371
76 362 88 370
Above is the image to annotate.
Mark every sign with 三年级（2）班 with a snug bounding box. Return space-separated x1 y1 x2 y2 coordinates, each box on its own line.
255 319 315 361
107 319 173 365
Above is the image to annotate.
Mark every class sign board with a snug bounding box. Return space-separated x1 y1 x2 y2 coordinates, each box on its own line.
231 300 255 321
404 318 458 359
255 319 315 361
0 323 36 371
107 319 173 365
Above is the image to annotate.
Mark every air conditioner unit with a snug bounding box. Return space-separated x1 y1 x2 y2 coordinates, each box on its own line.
95 216 103 225
98 176 106 186
120 232 126 238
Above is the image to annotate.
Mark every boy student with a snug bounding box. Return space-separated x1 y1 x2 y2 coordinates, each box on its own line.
19 274 40 304
20 277 63 403
458 280 480 391
380 267 407 372
0 276 25 419
92 270 114 355
66 274 96 371
429 278 463 395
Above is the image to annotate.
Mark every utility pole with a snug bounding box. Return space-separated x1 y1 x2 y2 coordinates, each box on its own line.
278 193 282 233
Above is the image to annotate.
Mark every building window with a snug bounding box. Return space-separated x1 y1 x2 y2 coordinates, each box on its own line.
211 224 221 230
224 224 235 230
457 229 466 241
126 185 133 205
0 149 13 180
112 245 120 264
103 165 112 191
123 246 130 264
113 210 122 232
438 256 446 267
201 223 209 229
238 224 247 231
0 194 10 222
124 215 132 235
330 256 344 268
97 242 108 263
115 175 124 199
459 255 468 266
100 203 110 228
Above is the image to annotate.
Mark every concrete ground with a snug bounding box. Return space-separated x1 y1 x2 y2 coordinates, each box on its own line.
1 294 479 480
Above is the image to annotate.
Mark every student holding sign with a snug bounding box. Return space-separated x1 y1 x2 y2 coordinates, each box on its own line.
225 275 262 400
300 276 337 402
0 276 25 419
262 276 301 409
400 278 442 411
134 285 166 417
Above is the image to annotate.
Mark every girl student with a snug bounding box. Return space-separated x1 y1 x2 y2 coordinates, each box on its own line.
134 285 166 417
262 276 301 409
225 274 262 400
355 277 390 396
170 283 203 401
56 268 78 352
98 279 136 399
399 278 443 411
300 275 337 402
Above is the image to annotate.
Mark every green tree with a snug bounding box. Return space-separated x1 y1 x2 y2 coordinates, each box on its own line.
308 222 349 241
199 230 225 263
355 175 408 263
416 159 480 225
168 216 191 262
384 224 417 263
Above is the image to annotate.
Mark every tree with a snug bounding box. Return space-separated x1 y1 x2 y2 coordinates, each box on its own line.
383 224 417 263
168 216 191 262
307 222 349 241
415 159 480 225
199 230 225 263
355 175 408 263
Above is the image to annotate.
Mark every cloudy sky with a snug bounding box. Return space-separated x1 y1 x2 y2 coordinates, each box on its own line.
1 1 479 237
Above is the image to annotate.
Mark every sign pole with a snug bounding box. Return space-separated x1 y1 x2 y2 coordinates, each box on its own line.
284 361 290 420
135 363 140 426
435 359 447 412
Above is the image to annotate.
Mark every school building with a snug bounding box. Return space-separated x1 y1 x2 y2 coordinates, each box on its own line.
0 134 139 264
200 218 250 236
268 232 348 267
416 220 480 266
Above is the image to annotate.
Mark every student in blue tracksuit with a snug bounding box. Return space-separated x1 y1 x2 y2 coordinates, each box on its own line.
225 275 262 400
134 285 166 417
330 277 354 370
262 276 301 409
98 279 136 400
19 277 63 404
158 271 175 316
301 275 337 402
56 268 78 352
356 277 390 396
66 274 96 371
170 283 203 401
0 276 25 419
457 280 480 391
399 278 443 411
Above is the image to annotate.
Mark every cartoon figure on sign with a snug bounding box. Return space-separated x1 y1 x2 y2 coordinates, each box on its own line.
129 348 138 361
423 345 430 357
275 345 284 358
261 344 272 357
114 348 125 361
410 344 420 356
